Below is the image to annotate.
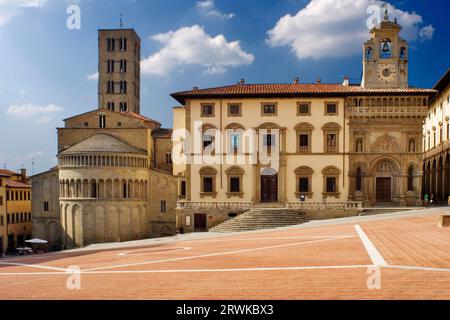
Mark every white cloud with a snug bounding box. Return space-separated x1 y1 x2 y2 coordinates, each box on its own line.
87 72 99 81
267 0 434 60
196 0 234 20
141 25 254 76
6 103 63 123
419 25 434 40
0 0 47 26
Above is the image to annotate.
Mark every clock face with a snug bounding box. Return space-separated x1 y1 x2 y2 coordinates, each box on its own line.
377 64 396 83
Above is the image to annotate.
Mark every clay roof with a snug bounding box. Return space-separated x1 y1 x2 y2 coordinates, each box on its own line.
120 111 161 125
6 180 30 188
60 133 147 155
171 83 436 104
152 128 173 138
0 169 16 177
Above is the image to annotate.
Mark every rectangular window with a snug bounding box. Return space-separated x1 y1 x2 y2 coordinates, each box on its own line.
298 102 310 115
262 103 277 115
326 177 336 193
263 134 276 147
120 38 127 51
0 215 3 226
180 181 186 198
6 191 9 201
299 178 309 193
120 81 127 94
160 200 166 213
120 60 127 73
203 177 213 193
0 196 2 206
230 134 240 153
120 102 128 112
107 38 115 51
12 214 15 224
299 134 309 153
203 135 214 149
99 115 106 128
230 177 240 193
325 102 338 115
326 134 337 153
228 104 241 116
107 81 115 94
7 214 11 224
201 104 214 117
44 201 49 212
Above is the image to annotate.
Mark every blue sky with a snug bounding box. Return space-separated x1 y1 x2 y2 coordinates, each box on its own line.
0 0 448 174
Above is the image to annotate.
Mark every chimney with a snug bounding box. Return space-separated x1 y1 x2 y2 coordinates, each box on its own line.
342 76 350 86
239 78 245 85
316 78 321 84
20 168 27 183
294 77 299 84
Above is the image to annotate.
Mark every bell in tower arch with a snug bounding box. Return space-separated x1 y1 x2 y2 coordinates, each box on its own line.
380 39 391 58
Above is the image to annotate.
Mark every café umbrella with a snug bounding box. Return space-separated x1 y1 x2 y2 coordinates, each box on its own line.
25 239 48 244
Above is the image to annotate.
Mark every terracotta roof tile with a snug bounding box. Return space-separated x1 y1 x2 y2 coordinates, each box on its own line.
171 83 437 104
120 111 161 124
6 179 30 188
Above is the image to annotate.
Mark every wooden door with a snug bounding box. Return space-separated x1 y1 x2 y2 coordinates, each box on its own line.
261 174 278 203
376 178 392 202
194 214 207 232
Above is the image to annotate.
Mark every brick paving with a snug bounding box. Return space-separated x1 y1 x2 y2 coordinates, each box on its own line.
1 210 450 299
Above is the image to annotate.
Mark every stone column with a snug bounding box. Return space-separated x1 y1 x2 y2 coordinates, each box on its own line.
279 128 287 204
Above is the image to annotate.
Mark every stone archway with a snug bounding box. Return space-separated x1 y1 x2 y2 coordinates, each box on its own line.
371 158 399 204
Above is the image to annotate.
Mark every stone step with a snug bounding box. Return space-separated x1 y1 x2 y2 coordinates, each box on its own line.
209 208 309 232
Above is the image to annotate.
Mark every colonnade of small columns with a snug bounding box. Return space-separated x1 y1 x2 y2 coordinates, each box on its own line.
59 154 148 168
60 178 148 200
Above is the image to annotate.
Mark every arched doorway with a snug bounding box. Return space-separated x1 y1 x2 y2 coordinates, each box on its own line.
373 160 397 203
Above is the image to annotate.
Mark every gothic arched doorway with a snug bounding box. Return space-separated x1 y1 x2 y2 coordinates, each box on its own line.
373 160 397 203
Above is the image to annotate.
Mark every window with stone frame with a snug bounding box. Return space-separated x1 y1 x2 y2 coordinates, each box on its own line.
201 124 217 151
324 101 339 115
322 166 341 198
297 102 311 116
226 166 244 198
228 103 242 117
261 102 277 116
294 166 313 198
200 166 217 198
295 123 313 153
322 122 341 154
201 103 215 117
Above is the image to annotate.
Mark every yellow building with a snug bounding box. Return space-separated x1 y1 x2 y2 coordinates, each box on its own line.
423 69 450 202
171 14 436 232
0 169 32 255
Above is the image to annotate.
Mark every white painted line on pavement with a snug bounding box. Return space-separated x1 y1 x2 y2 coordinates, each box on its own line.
354 224 388 267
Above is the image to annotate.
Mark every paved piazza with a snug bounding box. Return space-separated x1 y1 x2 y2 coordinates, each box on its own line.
1 208 450 300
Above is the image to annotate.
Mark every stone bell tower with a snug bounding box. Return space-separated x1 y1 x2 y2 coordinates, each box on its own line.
362 5 409 89
98 27 141 114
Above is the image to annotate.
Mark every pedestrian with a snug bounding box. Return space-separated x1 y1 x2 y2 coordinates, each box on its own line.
424 193 429 207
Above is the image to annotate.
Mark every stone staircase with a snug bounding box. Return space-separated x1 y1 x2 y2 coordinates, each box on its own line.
209 208 309 233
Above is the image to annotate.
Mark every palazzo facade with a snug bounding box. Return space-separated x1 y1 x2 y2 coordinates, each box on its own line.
172 13 436 232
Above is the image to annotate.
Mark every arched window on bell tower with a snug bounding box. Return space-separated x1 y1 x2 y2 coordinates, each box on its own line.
365 47 372 60
380 38 392 58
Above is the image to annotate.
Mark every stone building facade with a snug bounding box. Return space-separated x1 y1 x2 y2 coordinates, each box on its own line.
31 28 176 250
423 69 450 203
171 13 436 232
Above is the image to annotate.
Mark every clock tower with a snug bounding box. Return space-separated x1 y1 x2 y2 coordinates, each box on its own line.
361 6 408 89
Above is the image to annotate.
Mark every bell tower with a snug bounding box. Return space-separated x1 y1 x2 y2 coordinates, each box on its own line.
361 5 408 89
